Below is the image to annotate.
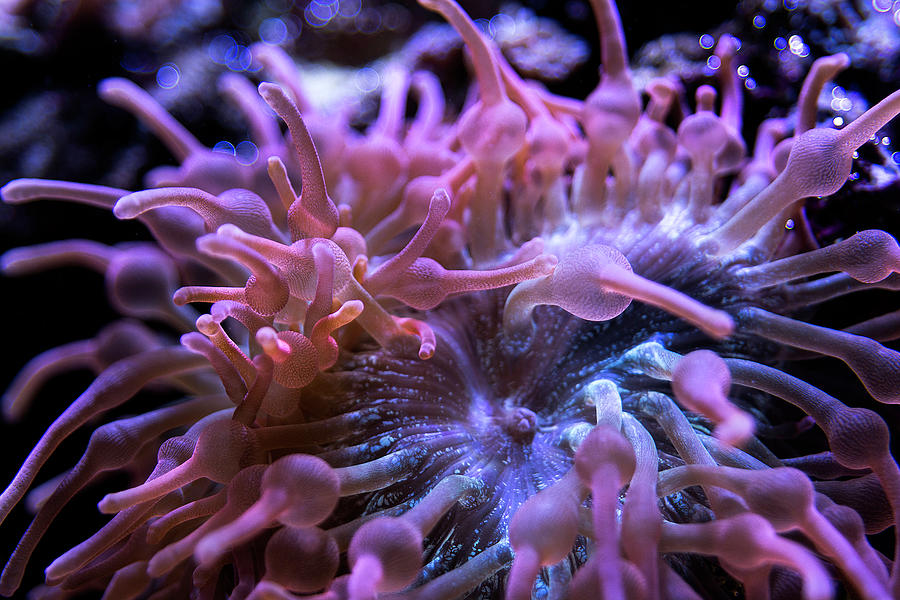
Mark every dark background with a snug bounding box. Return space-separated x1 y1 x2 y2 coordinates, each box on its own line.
0 0 898 596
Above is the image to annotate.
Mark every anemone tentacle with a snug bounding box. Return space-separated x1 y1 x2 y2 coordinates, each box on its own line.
1 1 899 598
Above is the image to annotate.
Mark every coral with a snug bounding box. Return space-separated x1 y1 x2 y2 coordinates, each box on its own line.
0 0 223 53
490 3 591 82
1 0 900 598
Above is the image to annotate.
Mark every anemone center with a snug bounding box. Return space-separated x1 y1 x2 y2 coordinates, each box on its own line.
496 405 538 443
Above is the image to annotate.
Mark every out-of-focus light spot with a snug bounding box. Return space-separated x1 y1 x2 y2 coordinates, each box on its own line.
753 14 766 28
382 4 410 32
882 136 891 145
791 43 810 57
209 34 236 64
744 77 757 90
891 151 900 164
339 0 362 18
283 14 302 41
699 34 714 49
785 218 795 230
831 97 852 111
355 67 380 93
763 0 777 9
235 141 259 165
849 172 860 181
213 141 236 156
784 0 799 10
852 150 860 159
265 0 292 10
832 85 845 98
873 0 892 12
833 116 844 127
17 29 40 54
225 44 253 71
356 7 382 34
895 8 900 26
259 17 288 44
706 55 721 70
121 52 152 73
565 0 588 20
156 63 180 89
774 36 787 50
306 0 338 28
737 64 750 77
489 13 516 38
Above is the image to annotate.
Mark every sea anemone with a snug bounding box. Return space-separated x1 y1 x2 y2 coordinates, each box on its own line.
1 0 900 598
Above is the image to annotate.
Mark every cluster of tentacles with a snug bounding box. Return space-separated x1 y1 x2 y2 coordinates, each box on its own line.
2 0 900 598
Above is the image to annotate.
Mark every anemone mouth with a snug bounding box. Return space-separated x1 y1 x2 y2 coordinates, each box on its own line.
1 0 900 598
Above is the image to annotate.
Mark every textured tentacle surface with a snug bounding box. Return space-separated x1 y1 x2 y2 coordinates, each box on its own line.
1 2 899 599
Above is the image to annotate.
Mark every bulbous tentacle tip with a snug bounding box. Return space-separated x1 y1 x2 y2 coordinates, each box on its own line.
574 425 636 487
4 0 900 597
534 254 559 272
0 179 29 204
215 223 244 238
508 487 580 588
393 316 437 360
43 560 66 586
707 311 736 340
0 249 23 276
257 81 283 104
264 526 340 594
96 494 119 514
96 77 133 101
348 517 422 594
833 52 851 68
714 33 740 57
714 411 756 447
843 230 900 283
112 193 146 220
430 187 451 217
